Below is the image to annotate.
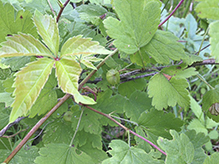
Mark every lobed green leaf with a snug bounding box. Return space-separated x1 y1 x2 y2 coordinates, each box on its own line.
0 33 52 58
104 0 161 54
35 143 95 164
0 1 38 43
148 73 190 110
144 30 186 64
102 140 164 164
138 110 183 144
195 0 219 20
10 58 54 122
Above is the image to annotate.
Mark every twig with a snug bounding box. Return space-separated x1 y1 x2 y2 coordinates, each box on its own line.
3 94 71 164
69 108 84 146
121 72 158 83
2 128 29 139
0 117 27 137
129 130 167 156
159 0 185 27
79 49 118 89
195 44 210 55
56 0 71 22
3 49 117 164
84 105 167 156
47 0 56 16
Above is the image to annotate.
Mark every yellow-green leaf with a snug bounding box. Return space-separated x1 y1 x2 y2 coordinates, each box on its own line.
10 58 54 122
33 10 60 55
60 35 111 57
0 33 53 58
55 58 96 105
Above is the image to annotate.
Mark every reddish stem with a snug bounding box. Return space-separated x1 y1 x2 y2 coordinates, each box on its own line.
84 105 167 156
159 0 185 27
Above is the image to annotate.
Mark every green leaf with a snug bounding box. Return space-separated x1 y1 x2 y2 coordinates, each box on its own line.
187 119 208 135
0 140 39 164
118 78 146 98
104 0 161 54
185 130 209 164
27 70 57 117
124 91 152 122
33 10 59 55
0 1 38 43
162 65 198 79
78 143 108 163
195 0 219 20
0 68 11 80
102 140 164 164
60 35 110 57
0 103 9 130
144 30 186 64
35 143 95 164
204 152 219 164
76 4 107 25
71 108 102 134
55 58 96 105
190 96 205 123
10 58 54 122
43 119 74 145
130 46 150 67
148 73 190 110
138 110 183 144
0 92 14 107
93 89 125 114
158 130 195 164
0 33 52 58
209 21 219 62
1 56 32 71
202 86 219 112
76 130 102 150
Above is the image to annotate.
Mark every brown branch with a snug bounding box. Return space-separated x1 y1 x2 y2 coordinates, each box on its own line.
56 0 71 22
2 128 29 139
3 94 71 164
0 117 27 137
3 49 117 164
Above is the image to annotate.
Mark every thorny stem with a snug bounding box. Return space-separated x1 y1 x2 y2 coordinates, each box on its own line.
84 105 167 156
3 49 118 164
159 0 185 27
69 108 84 147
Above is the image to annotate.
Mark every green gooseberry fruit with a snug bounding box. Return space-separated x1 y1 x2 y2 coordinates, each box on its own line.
106 69 120 85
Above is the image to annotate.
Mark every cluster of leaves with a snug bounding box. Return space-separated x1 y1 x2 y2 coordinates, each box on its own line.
0 0 219 163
